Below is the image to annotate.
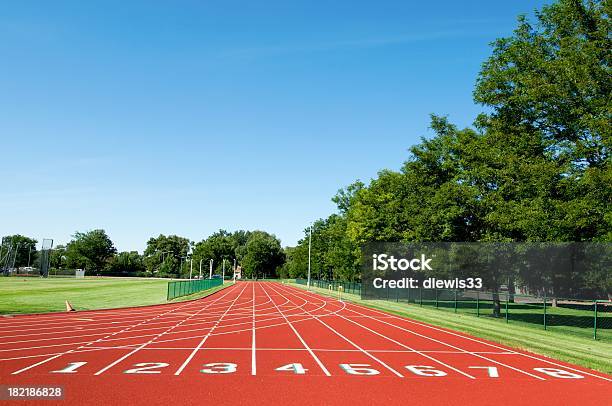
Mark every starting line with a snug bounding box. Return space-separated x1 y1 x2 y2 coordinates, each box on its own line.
40 359 588 379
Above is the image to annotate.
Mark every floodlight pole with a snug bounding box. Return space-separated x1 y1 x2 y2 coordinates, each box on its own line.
222 259 225 282
209 259 213 279
189 258 193 280
307 223 312 290
199 259 203 279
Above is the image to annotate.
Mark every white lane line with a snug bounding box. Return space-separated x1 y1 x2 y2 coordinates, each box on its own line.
260 282 331 376
92 284 241 376
267 283 403 378
0 296 245 335
286 284 546 381
10 285 236 376
1 298 340 358
174 283 248 375
251 282 256 376
275 283 474 379
352 304 612 382
339 300 612 382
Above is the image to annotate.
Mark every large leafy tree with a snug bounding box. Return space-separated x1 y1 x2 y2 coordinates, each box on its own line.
192 230 236 275
474 0 611 242
241 231 285 279
105 251 145 276
143 234 191 277
290 0 611 302
64 230 116 272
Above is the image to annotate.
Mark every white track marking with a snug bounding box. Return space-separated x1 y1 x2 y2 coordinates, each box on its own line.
251 282 257 376
283 283 546 381
0 304 365 358
11 284 237 375
266 283 403 378
274 283 474 379
92 284 242 375
0 290 242 326
341 298 612 382
0 296 246 334
0 346 521 363
260 282 331 376
174 283 248 375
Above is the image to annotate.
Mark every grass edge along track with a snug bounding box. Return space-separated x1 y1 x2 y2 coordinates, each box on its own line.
287 281 612 374
0 277 232 315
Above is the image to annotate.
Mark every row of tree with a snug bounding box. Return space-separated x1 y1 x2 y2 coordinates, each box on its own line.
2 229 285 279
282 0 611 300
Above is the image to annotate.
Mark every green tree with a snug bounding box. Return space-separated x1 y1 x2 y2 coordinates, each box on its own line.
192 230 236 276
105 251 145 276
474 0 611 241
241 231 285 279
64 230 116 272
143 234 191 277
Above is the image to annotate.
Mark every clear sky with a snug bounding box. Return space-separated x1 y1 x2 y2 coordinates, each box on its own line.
0 0 548 252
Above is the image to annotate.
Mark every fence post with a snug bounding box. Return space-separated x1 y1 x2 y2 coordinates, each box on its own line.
543 291 547 330
396 287 399 302
505 292 509 323
594 300 598 340
419 287 423 306
454 290 458 313
476 291 480 317
435 288 439 309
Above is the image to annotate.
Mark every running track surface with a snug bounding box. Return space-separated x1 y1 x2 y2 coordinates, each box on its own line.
0 282 610 406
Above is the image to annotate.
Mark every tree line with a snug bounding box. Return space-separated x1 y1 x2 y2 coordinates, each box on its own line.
1 229 285 279
282 0 611 299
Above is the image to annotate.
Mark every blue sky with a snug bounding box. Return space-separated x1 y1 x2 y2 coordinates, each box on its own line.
0 0 548 252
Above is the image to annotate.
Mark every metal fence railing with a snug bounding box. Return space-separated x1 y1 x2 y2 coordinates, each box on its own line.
296 278 362 295
167 278 223 300
295 278 611 342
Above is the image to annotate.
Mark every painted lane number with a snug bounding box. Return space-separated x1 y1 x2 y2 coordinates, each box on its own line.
51 362 88 374
275 363 308 375
200 363 237 374
124 363 169 374
49 361 586 380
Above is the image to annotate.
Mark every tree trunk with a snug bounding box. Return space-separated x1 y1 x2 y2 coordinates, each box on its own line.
508 277 516 303
492 289 501 318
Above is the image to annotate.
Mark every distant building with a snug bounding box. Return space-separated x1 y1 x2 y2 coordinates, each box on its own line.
233 266 242 280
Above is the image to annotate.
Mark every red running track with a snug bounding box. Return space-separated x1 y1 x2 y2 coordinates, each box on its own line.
0 281 610 405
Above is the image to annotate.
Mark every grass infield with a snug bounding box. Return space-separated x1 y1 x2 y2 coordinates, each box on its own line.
0 276 230 314
288 281 612 374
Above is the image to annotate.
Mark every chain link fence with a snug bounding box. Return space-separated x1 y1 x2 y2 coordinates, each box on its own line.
296 278 611 342
167 278 223 300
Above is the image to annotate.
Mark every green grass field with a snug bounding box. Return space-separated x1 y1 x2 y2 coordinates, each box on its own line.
0 277 228 314
289 281 612 374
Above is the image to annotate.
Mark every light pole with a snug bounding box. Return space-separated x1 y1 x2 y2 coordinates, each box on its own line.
209 259 213 279
222 258 226 282
189 258 193 280
199 258 203 279
307 223 312 290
